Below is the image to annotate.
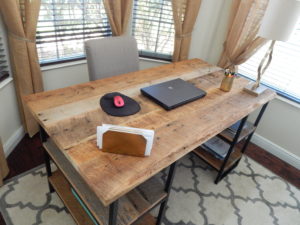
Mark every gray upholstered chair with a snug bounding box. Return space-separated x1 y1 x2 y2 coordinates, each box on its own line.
85 36 139 81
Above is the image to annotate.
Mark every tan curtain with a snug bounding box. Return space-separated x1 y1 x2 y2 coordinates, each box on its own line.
218 0 269 71
0 138 9 187
103 0 133 36
0 0 43 136
172 0 202 62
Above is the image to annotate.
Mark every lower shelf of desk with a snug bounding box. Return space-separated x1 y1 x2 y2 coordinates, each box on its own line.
218 121 256 143
193 146 242 171
49 170 95 225
49 170 166 225
44 139 167 225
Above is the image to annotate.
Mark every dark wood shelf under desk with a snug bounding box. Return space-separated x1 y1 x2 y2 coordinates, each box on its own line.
49 169 165 225
193 103 269 184
44 140 166 225
193 146 242 171
218 121 256 143
49 170 95 225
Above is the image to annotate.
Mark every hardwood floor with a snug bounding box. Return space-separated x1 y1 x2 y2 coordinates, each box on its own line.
4 134 44 181
0 134 44 225
0 135 299 225
244 142 300 188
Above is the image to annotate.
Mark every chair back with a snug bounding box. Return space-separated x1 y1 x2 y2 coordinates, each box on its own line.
85 36 139 81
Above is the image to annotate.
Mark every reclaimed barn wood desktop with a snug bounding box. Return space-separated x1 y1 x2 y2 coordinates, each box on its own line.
24 59 276 225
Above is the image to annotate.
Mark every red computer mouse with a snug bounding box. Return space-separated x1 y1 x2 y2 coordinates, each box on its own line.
113 95 125 108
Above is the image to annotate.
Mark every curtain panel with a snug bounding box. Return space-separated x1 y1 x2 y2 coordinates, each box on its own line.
103 0 133 36
218 0 269 71
172 0 202 62
0 0 43 136
0 137 9 187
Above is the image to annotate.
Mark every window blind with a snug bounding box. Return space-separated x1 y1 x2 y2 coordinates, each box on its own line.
132 0 174 60
36 0 112 64
239 21 300 103
0 35 9 82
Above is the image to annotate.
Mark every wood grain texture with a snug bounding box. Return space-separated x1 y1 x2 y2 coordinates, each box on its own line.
49 170 95 225
49 170 165 225
102 131 147 157
25 59 276 206
193 146 242 171
219 121 256 143
44 139 167 225
43 140 108 224
134 213 156 225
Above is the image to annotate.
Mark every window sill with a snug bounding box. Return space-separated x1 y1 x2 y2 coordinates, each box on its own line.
238 73 299 108
41 59 87 72
139 57 171 64
0 77 13 90
40 57 170 72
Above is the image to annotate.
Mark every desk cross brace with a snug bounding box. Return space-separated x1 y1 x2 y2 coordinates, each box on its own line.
215 116 248 184
214 103 269 184
156 161 177 225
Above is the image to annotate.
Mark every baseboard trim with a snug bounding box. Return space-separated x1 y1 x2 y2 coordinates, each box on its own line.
3 126 25 157
251 133 300 170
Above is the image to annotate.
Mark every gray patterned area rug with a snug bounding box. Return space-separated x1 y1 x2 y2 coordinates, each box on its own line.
0 154 299 225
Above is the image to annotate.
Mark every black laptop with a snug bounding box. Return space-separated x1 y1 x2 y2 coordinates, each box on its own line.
140 78 206 110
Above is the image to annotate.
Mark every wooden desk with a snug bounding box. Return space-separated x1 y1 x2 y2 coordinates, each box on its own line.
24 59 276 225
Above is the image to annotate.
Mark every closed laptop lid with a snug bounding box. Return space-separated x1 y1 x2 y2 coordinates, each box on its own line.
141 78 206 110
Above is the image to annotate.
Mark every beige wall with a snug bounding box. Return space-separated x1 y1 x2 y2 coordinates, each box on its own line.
254 99 300 155
0 16 24 155
0 0 299 169
249 98 300 161
189 0 232 64
0 82 22 147
42 62 89 91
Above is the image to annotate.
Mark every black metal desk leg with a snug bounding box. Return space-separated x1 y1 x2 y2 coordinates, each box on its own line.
39 126 54 193
215 116 248 184
44 150 54 193
109 200 119 225
39 125 49 142
241 103 269 153
156 162 177 225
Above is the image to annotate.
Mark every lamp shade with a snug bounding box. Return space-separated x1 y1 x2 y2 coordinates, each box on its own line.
258 0 300 41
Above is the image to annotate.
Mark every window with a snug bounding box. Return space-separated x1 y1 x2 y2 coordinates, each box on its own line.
132 0 174 60
36 0 112 65
239 21 300 103
0 34 9 82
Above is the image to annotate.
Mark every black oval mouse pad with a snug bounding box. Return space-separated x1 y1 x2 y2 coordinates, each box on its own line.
100 92 141 117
